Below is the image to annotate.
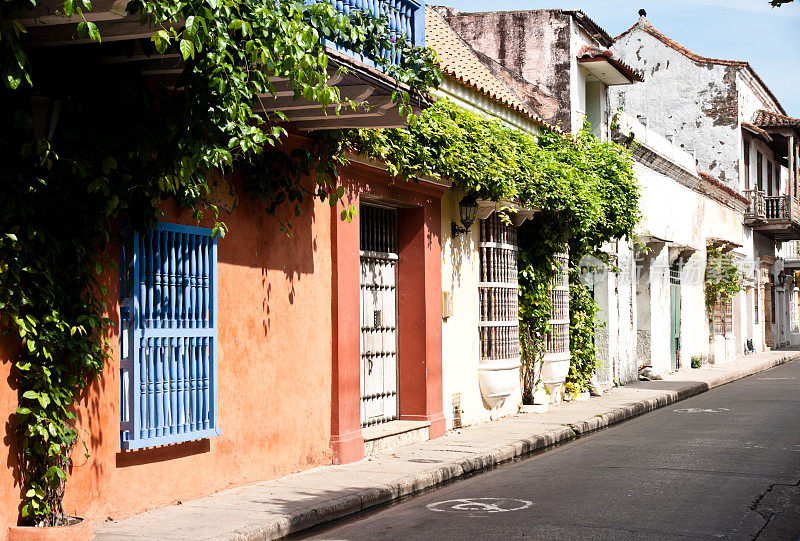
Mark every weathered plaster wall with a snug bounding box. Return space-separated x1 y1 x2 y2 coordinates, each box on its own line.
615 113 746 371
440 193 520 429
442 9 573 129
594 240 637 385
738 69 783 125
611 28 741 188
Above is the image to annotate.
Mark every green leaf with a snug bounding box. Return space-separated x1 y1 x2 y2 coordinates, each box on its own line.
86 21 100 42
179 39 195 61
151 29 170 54
184 15 196 37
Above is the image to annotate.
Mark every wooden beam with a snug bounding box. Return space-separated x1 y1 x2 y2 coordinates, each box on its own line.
140 68 183 75
15 0 128 27
282 95 393 122
102 53 182 64
24 16 161 46
296 104 409 131
254 85 375 112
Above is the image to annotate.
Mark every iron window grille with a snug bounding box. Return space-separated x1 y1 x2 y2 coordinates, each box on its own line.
478 214 520 362
119 222 220 449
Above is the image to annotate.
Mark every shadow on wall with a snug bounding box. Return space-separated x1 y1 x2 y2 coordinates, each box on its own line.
66 167 330 517
339 167 442 254
2 336 23 524
446 192 474 291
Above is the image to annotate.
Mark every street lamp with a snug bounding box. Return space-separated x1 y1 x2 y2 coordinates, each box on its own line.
778 269 787 287
30 95 62 140
451 194 479 238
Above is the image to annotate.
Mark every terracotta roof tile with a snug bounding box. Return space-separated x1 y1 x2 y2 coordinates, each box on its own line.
752 109 800 128
563 10 614 48
615 19 785 115
576 45 643 83
425 6 558 132
697 171 749 204
742 122 773 143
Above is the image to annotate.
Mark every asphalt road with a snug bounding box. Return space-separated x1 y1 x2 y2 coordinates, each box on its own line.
308 360 800 540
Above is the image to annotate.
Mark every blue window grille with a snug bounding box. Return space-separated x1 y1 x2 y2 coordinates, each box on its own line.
315 0 425 69
119 222 220 449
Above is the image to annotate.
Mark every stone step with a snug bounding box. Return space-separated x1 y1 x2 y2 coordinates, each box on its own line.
362 420 431 457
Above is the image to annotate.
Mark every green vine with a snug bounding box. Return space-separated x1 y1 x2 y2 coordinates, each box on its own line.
348 101 640 396
1 0 438 526
705 243 744 312
565 265 602 395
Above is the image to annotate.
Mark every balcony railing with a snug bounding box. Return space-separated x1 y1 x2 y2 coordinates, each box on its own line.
744 189 766 220
744 190 800 240
765 195 789 219
318 0 425 69
745 191 793 221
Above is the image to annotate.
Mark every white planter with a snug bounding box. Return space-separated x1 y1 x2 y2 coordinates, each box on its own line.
540 352 571 384
478 357 521 408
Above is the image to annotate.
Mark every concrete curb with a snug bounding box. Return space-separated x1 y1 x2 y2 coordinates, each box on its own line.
230 353 799 540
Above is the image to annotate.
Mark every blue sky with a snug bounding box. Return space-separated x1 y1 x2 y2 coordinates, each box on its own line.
442 0 800 116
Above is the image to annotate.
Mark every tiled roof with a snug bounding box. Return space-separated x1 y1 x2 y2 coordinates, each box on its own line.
615 19 786 115
752 109 800 128
697 172 749 204
425 6 557 132
742 122 773 143
576 45 644 83
563 10 614 48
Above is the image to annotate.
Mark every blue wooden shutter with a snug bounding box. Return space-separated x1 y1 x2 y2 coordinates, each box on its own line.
120 222 221 449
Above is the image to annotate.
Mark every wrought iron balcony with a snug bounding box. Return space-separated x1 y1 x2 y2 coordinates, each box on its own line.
744 190 800 240
318 0 425 68
16 0 428 131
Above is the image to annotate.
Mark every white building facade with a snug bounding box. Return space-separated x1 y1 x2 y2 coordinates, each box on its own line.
608 15 800 370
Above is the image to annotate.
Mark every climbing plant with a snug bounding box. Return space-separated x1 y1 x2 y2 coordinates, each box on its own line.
705 243 745 312
565 265 602 395
0 0 439 526
348 101 640 395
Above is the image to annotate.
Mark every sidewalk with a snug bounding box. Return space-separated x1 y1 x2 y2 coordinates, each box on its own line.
94 347 800 540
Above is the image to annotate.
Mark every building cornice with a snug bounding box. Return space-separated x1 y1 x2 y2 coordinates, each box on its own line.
614 129 747 214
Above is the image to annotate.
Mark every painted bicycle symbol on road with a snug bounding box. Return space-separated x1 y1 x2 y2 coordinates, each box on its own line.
427 498 533 514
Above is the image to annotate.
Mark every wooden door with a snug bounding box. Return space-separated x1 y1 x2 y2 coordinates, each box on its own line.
669 262 681 371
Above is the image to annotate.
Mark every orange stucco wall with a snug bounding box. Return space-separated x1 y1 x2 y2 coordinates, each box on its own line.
71 182 334 523
0 149 446 531
0 336 21 535
0 172 335 530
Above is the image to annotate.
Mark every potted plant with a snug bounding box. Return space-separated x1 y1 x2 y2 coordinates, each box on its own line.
7 441 93 541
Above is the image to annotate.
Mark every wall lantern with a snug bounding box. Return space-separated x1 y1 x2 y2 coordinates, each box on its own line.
778 270 787 287
451 194 479 238
30 95 62 141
